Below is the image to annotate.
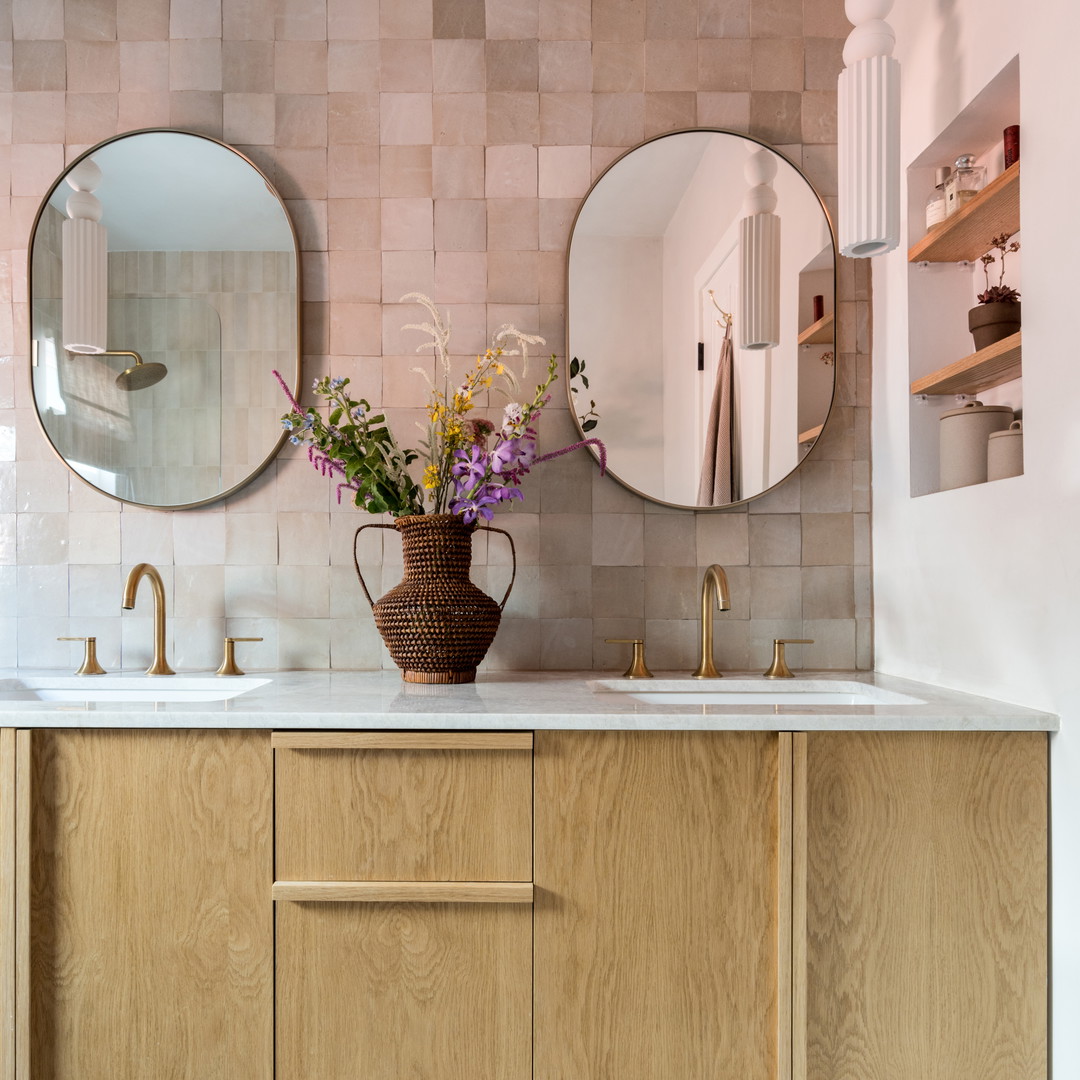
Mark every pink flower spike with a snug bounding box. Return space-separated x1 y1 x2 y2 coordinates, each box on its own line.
274 369 303 413
535 437 606 476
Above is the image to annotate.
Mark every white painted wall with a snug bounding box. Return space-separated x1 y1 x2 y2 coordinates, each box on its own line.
568 235 664 495
871 4 1080 1073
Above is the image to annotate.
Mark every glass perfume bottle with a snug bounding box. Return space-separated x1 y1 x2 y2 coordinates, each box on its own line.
944 154 986 217
925 165 951 230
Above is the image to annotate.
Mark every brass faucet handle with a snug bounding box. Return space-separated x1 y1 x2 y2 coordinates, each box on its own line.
763 638 814 680
57 636 107 676
605 638 654 680
216 637 263 677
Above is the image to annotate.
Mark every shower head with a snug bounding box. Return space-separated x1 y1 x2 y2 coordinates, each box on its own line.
112 350 167 391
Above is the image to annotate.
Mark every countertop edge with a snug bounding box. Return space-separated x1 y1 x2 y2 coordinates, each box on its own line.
0 669 1059 732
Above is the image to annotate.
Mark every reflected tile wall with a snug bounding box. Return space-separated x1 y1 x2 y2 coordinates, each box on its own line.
1 0 870 675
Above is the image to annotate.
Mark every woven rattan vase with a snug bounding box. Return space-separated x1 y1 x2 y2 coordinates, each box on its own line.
354 514 517 684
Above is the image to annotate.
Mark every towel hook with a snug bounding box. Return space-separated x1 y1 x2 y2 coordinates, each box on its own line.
707 289 733 327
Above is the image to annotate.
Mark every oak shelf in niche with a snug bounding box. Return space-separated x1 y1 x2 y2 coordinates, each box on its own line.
908 161 1020 264
797 312 834 346
910 331 1021 397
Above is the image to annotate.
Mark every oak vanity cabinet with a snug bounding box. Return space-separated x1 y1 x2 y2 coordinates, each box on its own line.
535 730 1048 1080
800 731 1047 1080
534 730 791 1080
271 732 534 1080
5 728 273 1080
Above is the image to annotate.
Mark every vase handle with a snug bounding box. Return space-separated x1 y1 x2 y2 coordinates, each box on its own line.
478 525 517 612
353 523 398 609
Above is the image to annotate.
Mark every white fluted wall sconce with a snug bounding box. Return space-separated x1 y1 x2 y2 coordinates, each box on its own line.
838 0 900 257
739 149 780 350
62 157 108 354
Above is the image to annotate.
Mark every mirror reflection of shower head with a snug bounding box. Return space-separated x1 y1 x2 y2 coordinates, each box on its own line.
110 350 168 391
66 347 168 391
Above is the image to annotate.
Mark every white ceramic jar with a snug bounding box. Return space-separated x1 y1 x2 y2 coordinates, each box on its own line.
939 401 1014 490
987 420 1023 481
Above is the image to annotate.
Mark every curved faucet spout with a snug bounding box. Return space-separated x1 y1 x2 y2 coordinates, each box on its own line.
122 563 175 676
691 564 731 679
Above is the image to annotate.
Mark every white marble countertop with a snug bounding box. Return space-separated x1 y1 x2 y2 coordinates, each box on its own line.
0 669 1058 731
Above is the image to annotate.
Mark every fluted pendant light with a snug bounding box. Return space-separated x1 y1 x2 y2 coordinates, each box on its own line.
838 0 900 258
62 157 108 354
739 149 780 351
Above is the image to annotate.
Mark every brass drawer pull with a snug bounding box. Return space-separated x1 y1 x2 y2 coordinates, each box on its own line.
272 881 534 904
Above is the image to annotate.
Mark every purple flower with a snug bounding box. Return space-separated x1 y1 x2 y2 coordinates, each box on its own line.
491 437 538 475
450 445 488 488
490 438 519 474
450 491 499 523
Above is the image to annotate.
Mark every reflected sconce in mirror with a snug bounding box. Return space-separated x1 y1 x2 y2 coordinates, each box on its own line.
739 149 780 350
62 158 107 354
837 0 900 257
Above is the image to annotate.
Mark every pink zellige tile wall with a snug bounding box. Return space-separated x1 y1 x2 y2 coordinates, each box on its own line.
0 0 871 675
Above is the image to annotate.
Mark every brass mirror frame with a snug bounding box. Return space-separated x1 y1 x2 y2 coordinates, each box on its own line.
27 127 302 510
564 127 838 512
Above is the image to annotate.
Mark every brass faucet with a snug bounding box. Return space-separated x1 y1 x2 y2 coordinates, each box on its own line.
691 564 731 678
121 563 175 675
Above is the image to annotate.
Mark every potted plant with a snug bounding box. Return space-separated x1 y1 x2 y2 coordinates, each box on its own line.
969 232 1021 350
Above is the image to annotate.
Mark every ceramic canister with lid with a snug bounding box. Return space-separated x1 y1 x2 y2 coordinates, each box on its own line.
987 420 1023 481
939 401 1014 490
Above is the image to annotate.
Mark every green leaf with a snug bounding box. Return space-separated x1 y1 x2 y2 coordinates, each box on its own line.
581 375 589 389
582 419 598 432
569 357 580 378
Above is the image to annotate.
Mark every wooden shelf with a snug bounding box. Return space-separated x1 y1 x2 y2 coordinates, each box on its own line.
910 331 1021 396
798 424 823 445
797 313 834 346
908 162 1020 264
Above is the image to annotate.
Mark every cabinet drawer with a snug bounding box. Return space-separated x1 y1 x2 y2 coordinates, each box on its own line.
273 732 532 882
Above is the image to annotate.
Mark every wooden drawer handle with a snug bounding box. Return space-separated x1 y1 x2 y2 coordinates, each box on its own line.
273 881 534 904
271 732 533 751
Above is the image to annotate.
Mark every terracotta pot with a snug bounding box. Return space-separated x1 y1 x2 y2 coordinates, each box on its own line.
353 514 516 684
968 301 1021 351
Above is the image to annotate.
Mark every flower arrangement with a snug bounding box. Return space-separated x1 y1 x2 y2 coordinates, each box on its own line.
277 294 603 523
977 232 1021 304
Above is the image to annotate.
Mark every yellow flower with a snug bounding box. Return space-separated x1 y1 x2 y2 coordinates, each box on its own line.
422 464 440 490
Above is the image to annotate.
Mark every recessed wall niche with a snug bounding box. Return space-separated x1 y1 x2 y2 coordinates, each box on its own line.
906 56 1021 497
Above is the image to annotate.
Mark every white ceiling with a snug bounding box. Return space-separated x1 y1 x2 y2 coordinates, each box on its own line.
48 132 293 252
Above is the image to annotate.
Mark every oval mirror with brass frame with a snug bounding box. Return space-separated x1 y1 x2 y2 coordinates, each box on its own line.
28 129 301 509
566 129 836 510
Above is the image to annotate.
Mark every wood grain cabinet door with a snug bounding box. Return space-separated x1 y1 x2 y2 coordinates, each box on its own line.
800 731 1048 1080
18 729 273 1080
534 730 790 1080
273 732 534 1080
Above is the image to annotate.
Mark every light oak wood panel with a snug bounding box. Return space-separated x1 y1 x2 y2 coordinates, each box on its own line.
272 731 533 751
27 730 273 1080
910 332 1021 397
797 312 834 346
791 733 809 1080
15 733 29 1080
908 162 1020 263
276 744 531 882
534 731 783 1080
276 900 531 1080
273 880 534 903
803 731 1047 1080
0 730 13 1080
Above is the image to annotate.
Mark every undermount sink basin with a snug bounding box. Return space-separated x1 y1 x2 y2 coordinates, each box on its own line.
0 675 271 703
591 678 924 707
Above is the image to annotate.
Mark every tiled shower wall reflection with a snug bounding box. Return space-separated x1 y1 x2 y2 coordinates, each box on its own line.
0 0 871 675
